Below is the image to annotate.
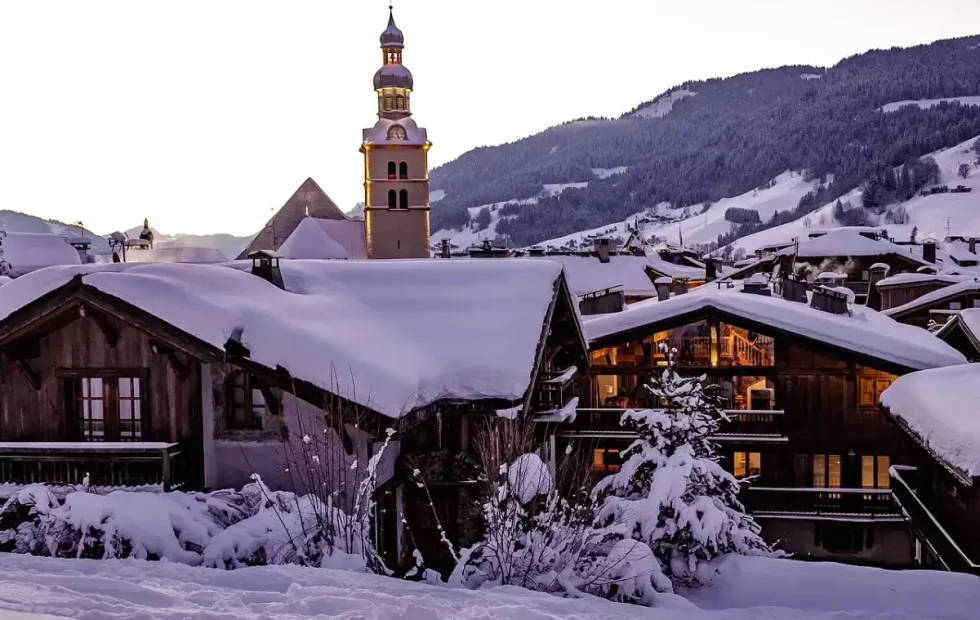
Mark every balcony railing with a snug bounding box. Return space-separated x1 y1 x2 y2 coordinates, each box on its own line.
890 465 980 575
0 442 186 491
742 486 901 519
532 367 578 412
568 408 786 442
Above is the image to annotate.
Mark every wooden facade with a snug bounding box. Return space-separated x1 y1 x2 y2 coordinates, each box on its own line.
561 307 921 566
885 287 980 328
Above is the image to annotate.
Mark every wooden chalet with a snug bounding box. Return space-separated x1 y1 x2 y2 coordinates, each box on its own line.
0 257 588 574
551 277 966 566
880 365 980 576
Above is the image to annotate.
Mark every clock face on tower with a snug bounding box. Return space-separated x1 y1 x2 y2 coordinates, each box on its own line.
387 125 407 141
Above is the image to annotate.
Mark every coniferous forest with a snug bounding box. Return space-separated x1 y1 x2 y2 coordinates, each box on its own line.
430 35 980 247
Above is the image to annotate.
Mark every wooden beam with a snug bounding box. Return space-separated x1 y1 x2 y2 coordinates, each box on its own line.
88 310 119 347
16 358 41 390
166 352 189 381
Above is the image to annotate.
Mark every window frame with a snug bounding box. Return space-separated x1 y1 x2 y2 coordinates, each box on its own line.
858 376 892 408
226 370 278 431
60 370 149 442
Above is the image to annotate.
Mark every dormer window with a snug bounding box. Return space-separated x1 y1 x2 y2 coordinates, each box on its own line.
227 371 278 430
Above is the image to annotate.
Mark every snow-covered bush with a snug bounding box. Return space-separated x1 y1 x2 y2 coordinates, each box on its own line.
449 417 599 593
590 344 772 594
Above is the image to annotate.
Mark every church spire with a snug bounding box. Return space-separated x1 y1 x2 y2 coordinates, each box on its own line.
374 5 413 118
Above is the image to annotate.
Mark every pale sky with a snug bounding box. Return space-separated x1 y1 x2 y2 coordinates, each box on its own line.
2 0 979 236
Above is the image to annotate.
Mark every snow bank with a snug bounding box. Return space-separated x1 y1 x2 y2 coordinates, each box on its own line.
585 280 966 371
0 259 565 419
682 554 980 619
881 363 980 479
1 553 979 619
124 246 228 263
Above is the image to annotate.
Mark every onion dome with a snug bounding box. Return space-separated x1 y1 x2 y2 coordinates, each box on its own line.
374 63 414 90
380 9 404 48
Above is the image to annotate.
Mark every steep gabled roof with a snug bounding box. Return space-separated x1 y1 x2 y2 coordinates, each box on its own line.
237 178 347 259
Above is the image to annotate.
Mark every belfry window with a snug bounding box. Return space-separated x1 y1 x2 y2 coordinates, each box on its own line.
387 161 396 180
399 189 409 209
388 190 397 209
399 162 408 179
384 95 393 111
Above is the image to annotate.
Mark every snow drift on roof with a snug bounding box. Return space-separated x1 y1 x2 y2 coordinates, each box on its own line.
3 233 81 276
646 253 707 279
778 229 926 262
584 281 965 371
541 255 656 297
881 363 980 479
278 218 350 260
0 260 567 419
877 272 969 288
124 247 228 264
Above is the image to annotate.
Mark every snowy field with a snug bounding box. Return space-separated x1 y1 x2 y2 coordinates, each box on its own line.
1 553 978 619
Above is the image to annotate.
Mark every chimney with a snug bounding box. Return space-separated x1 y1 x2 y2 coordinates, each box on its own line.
595 238 611 264
810 285 850 315
704 257 717 282
780 275 807 303
675 279 689 295
655 276 672 302
248 250 285 290
743 273 772 297
923 241 936 264
440 239 450 259
865 263 890 311
971 238 978 255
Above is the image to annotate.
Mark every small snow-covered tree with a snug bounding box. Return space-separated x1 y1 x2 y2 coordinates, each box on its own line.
592 344 772 591
0 226 10 277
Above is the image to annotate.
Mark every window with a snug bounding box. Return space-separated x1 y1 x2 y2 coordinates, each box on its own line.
384 95 393 110
950 301 963 310
387 190 397 209
399 161 408 179
399 189 409 209
828 454 842 487
733 452 761 479
877 456 890 489
395 95 405 110
972 299 980 308
813 455 825 487
387 161 396 180
65 375 144 442
858 377 892 407
861 455 875 489
593 449 620 473
228 371 269 430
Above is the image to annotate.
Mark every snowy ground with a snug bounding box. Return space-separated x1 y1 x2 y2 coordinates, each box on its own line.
632 89 698 119
880 96 980 113
1 554 978 620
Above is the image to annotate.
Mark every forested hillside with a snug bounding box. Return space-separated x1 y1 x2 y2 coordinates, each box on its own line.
429 35 980 247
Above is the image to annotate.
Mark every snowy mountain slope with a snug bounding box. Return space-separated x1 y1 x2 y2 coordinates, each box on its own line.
1 553 978 620
536 171 824 251
0 210 109 250
731 136 980 254
632 88 698 119
881 96 980 113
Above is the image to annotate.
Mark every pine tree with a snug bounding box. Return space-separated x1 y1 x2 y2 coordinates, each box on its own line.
0 228 9 277
592 344 771 588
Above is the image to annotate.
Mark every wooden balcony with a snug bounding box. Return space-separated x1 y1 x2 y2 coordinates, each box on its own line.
890 465 980 575
0 442 186 491
566 408 786 443
742 486 901 520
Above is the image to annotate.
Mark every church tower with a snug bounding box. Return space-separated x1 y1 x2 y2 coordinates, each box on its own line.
361 7 431 259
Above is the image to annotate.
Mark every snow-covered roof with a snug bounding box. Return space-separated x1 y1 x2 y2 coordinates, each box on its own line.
123 247 228 264
876 272 969 288
778 229 927 262
585 280 966 371
645 253 707 279
2 233 82 276
881 364 980 480
0 260 570 419
946 240 980 265
883 279 980 318
279 218 349 260
541 255 656 297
